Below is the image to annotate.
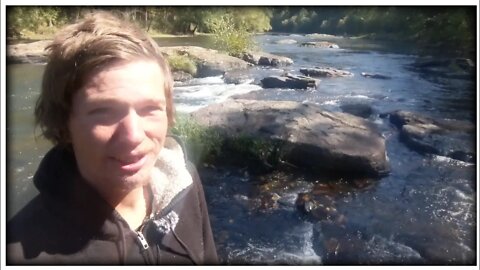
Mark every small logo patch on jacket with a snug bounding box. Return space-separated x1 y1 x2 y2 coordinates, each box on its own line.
153 211 179 234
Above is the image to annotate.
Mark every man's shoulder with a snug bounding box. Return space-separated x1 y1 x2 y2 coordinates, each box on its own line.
7 195 53 243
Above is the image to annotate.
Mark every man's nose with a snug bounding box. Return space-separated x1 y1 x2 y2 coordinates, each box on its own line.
117 109 145 146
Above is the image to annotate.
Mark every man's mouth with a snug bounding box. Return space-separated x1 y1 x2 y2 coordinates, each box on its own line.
113 155 148 173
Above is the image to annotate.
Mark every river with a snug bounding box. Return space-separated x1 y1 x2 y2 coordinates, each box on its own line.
6 34 477 265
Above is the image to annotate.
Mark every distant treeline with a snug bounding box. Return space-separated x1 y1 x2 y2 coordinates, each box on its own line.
270 6 476 57
7 6 476 57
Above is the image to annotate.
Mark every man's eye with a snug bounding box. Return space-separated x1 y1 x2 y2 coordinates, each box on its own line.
140 105 164 115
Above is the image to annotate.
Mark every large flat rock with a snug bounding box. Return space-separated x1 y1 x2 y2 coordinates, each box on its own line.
192 99 390 177
159 46 252 77
7 40 50 64
389 110 475 163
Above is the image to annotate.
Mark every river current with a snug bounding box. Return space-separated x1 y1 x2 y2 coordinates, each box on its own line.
6 34 477 264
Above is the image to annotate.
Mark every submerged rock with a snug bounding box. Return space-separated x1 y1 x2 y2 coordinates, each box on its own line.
274 39 298 45
192 99 390 176
340 103 374 119
361 72 392 80
388 110 475 162
300 67 353 78
261 74 318 89
223 70 253 84
406 57 475 80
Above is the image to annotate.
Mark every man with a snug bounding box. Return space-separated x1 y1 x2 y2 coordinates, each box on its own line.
7 11 218 265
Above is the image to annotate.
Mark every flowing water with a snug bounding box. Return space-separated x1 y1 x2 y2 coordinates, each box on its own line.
6 34 477 265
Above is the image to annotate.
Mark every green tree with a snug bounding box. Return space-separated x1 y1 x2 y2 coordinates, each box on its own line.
207 12 255 56
7 7 64 37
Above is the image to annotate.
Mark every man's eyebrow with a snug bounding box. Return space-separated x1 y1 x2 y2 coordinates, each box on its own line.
85 96 166 105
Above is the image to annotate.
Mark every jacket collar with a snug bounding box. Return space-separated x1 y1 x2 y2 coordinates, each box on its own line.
150 136 193 216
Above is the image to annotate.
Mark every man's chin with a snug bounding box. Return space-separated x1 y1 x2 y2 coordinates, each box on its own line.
114 170 152 190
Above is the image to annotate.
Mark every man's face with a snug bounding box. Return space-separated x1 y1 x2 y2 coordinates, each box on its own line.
68 60 168 194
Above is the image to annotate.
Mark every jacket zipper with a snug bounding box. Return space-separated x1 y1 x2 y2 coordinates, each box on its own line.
134 184 194 263
136 230 156 264
136 231 149 250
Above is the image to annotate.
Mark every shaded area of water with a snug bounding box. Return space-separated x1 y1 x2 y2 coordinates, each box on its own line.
6 34 476 264
6 64 52 218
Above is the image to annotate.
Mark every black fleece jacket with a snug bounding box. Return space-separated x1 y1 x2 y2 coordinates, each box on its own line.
7 137 218 265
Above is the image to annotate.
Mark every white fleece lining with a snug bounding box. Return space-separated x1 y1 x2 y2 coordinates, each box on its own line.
149 137 193 216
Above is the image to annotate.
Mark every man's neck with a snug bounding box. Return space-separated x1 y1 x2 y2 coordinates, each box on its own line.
112 185 152 230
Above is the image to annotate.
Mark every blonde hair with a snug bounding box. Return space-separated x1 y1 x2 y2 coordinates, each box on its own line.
35 11 174 146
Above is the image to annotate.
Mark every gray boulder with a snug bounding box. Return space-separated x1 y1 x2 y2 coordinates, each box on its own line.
241 51 293 67
172 71 193 82
300 67 353 78
261 74 318 89
191 99 390 177
160 46 252 77
300 41 340 49
389 110 475 162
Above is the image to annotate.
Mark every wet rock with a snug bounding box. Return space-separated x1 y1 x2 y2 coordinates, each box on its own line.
324 237 340 255
388 110 475 162
454 58 475 71
261 74 318 89
407 57 475 80
296 191 340 220
340 103 374 118
172 71 193 82
361 72 392 80
192 99 390 176
300 41 340 49
397 233 475 264
223 70 253 84
315 224 367 264
241 51 293 67
447 150 475 164
300 67 353 78
258 192 281 211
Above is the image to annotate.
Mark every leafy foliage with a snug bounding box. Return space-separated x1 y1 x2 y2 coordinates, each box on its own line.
7 7 64 37
221 136 286 172
170 115 287 172
206 13 255 56
170 114 223 166
166 54 197 76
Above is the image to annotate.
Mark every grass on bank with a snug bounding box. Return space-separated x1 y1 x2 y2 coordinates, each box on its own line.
170 114 287 172
165 54 198 76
